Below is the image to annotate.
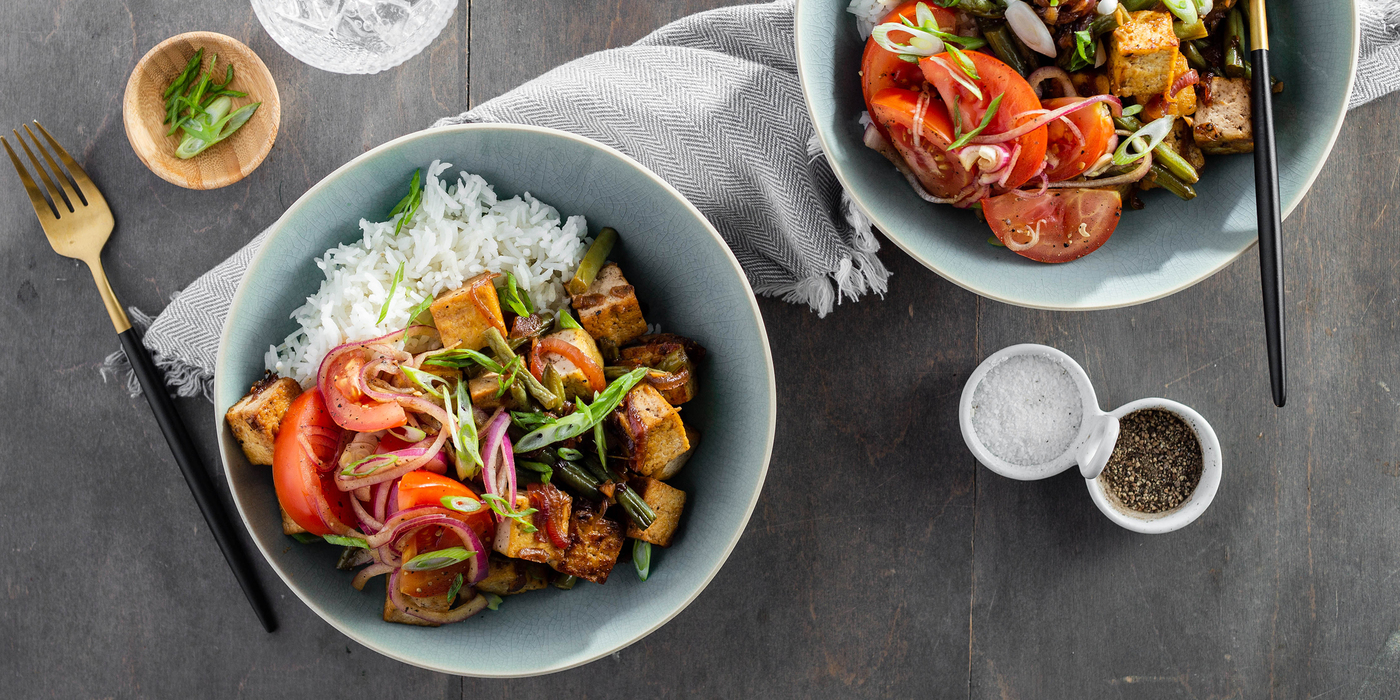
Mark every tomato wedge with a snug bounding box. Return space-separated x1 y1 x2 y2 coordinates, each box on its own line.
860 1 957 127
321 349 408 432
272 388 356 536
397 471 493 540
920 51 1047 191
869 87 975 200
1042 97 1116 183
982 189 1123 263
397 471 491 598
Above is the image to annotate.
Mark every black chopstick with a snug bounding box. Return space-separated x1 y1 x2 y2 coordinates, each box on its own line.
1248 0 1286 407
119 328 278 632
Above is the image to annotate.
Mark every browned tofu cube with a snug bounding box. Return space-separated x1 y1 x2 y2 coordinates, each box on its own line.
430 272 507 351
611 384 691 478
383 589 457 627
558 499 625 584
492 495 566 568
619 334 705 405
654 424 700 481
571 263 647 346
1108 11 1180 99
468 372 520 410
539 328 605 401
1193 76 1254 154
225 375 302 466
626 477 687 547
475 554 550 596
281 506 308 536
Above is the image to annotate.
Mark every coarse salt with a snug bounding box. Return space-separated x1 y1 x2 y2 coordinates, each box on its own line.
970 354 1083 466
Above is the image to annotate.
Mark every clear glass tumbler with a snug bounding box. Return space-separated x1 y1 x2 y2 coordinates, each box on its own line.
250 0 457 74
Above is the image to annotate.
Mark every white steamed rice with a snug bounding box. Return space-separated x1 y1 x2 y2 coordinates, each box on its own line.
265 160 593 386
847 0 900 38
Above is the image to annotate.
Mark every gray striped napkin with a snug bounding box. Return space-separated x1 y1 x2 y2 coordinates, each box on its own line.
107 0 1400 400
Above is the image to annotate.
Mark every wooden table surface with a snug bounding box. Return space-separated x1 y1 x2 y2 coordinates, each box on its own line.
3 1 1398 697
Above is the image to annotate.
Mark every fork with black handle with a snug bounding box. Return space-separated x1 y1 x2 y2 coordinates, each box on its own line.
2 121 277 633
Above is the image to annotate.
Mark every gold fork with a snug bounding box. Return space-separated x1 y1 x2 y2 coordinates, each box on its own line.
3 122 276 633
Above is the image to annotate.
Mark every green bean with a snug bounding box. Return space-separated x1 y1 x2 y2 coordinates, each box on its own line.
957 0 1005 18
977 21 1031 77
1147 163 1197 200
1182 40 1208 72
566 227 617 295
1223 6 1248 78
484 327 562 409
553 460 604 500
1088 12 1120 37
1113 115 1200 184
616 484 657 530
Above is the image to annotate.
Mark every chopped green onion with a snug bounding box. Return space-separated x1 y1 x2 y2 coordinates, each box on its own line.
388 170 424 236
987 236 1006 248
341 453 398 477
1121 104 1144 117
452 381 483 479
945 44 980 80
401 365 450 397
514 367 649 452
1066 29 1095 72
402 546 475 572
481 493 539 532
405 295 434 327
557 447 583 461
500 272 534 317
424 348 505 373
634 540 652 581
518 460 554 484
594 420 608 471
556 309 583 331
447 573 465 602
376 260 406 325
484 593 503 611
441 495 483 513
323 534 369 548
949 94 1003 149
553 574 579 590
1112 115 1175 166
1160 0 1198 26
511 411 554 431
291 532 321 544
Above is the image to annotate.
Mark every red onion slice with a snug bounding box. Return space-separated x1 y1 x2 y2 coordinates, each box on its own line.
387 569 489 624
1045 152 1152 188
971 94 1122 145
352 563 394 591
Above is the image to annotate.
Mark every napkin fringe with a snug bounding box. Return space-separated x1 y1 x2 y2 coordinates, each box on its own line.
99 305 213 401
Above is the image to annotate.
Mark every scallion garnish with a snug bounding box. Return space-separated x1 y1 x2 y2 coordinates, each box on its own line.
518 460 554 484
501 272 534 317
556 447 583 461
945 44 980 80
376 260 406 325
511 410 554 431
291 532 321 544
401 365 450 397
555 309 583 331
949 94 1004 149
634 540 652 581
387 170 424 236
162 49 261 160
1161 0 1199 26
441 495 483 513
484 593 504 611
324 534 369 548
405 294 434 328
447 573 465 602
1121 104 1144 117
513 367 650 452
481 493 539 533
402 546 475 572
1112 115 1176 166
425 348 505 373
452 381 483 480
872 2 986 63
594 420 608 470
341 453 398 477
1067 30 1096 72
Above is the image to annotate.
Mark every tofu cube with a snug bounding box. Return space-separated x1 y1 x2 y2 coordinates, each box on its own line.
540 328 605 401
558 499 625 584
619 334 705 406
654 424 700 481
1193 76 1254 154
468 372 519 410
225 375 302 466
430 272 506 351
281 506 308 536
571 263 647 346
611 384 691 478
626 477 687 547
492 495 566 568
1108 11 1180 98
475 554 550 596
382 589 456 627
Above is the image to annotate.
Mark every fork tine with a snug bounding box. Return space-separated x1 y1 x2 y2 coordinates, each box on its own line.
1 136 59 223
24 124 85 207
12 128 72 213
32 121 92 205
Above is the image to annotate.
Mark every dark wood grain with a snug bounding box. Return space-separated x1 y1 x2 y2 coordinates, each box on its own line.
2 0 1398 697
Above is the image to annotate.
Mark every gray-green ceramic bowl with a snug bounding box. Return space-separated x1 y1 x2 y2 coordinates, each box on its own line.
796 0 1358 309
214 124 775 676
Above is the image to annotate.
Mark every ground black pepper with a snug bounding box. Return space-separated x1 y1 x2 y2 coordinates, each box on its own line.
1099 409 1203 513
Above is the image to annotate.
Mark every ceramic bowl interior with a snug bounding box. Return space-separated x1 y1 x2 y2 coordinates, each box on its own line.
795 0 1358 309
214 124 775 676
959 344 1103 481
1085 398 1223 534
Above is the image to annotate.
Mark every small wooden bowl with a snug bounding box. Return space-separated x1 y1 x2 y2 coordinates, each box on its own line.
123 32 280 190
